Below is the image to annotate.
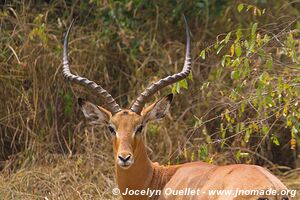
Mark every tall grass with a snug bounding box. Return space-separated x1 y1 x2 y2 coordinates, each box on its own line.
0 1 299 199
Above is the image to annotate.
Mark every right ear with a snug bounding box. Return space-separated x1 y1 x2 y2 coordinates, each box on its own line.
78 98 111 125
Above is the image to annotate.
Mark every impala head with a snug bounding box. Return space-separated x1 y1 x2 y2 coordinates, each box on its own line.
62 17 191 169
78 94 173 169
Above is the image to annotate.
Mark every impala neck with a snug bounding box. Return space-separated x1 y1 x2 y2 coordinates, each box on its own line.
115 140 179 199
116 139 153 193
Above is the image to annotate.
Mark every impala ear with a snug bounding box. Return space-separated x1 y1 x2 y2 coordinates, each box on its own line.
78 98 111 125
142 94 173 122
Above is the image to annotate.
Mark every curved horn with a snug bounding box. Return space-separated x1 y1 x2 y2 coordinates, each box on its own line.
63 20 122 114
130 16 192 114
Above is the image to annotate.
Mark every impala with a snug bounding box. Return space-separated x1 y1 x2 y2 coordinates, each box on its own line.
62 18 290 200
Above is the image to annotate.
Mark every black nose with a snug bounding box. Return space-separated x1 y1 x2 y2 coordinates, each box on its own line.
118 154 131 163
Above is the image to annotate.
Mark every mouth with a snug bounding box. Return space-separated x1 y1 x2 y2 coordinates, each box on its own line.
118 161 133 169
119 163 131 169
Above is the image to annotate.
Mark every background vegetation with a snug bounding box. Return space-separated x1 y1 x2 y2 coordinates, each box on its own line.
0 0 299 199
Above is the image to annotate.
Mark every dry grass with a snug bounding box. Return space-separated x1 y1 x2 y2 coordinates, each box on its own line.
0 128 119 200
0 150 299 200
0 157 116 200
1 1 300 200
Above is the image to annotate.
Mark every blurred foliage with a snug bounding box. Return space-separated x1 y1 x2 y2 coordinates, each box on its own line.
0 0 300 198
196 3 300 168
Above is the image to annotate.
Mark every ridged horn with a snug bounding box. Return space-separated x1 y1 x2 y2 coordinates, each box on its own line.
62 20 122 115
130 16 192 114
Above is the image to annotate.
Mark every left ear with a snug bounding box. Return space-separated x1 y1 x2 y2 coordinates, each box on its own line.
141 94 173 122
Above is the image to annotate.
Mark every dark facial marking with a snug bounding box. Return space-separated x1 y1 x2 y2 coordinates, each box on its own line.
122 111 128 115
135 125 144 134
108 125 116 135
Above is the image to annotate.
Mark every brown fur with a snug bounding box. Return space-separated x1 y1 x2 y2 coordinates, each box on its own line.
79 98 290 200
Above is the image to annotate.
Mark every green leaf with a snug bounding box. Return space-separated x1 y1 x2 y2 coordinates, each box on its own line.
231 57 241 67
251 23 258 38
172 79 188 94
244 126 252 143
221 55 230 67
265 95 273 107
236 29 243 41
172 84 177 94
188 71 193 80
198 145 208 161
244 40 249 50
292 126 298 138
230 44 235 56
216 45 224 55
271 135 280 146
220 123 226 139
241 101 245 113
237 4 244 13
243 58 250 77
180 79 188 89
221 57 226 67
231 70 240 80
214 42 219 50
225 32 231 44
235 42 242 57
262 125 269 135
231 71 240 80
266 57 273 70
225 109 231 122
247 5 254 11
296 21 300 30
254 7 262 16
200 50 206 59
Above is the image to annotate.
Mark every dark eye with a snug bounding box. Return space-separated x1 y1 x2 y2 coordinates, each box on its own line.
135 125 144 134
108 125 116 135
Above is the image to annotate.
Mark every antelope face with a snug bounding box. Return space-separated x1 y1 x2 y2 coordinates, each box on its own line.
63 17 190 169
78 94 173 169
